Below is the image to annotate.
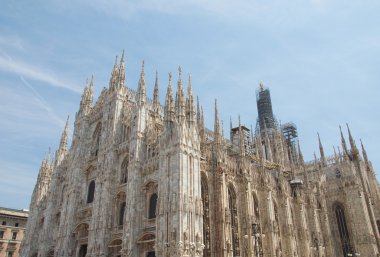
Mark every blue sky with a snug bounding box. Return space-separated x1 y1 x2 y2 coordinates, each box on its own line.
1 0 380 209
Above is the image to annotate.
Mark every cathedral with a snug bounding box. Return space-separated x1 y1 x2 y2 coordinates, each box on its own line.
21 51 380 257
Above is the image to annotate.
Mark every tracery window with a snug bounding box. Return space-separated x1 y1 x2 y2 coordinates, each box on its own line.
201 174 211 257
335 204 352 256
87 180 95 204
228 185 240 256
148 193 158 219
120 157 129 184
119 202 126 226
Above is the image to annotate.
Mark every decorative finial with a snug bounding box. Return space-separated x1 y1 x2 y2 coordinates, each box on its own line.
317 132 326 166
346 123 359 159
339 125 350 161
141 60 145 76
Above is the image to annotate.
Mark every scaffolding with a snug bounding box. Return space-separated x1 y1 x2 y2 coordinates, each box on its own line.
230 125 253 155
256 83 277 133
281 122 299 163
281 122 298 147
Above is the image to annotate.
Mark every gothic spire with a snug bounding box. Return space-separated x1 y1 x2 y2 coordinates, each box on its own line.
137 60 146 105
153 70 159 113
214 99 220 145
186 74 195 125
339 125 350 161
118 50 125 88
318 133 327 166
175 66 185 122
196 96 201 126
360 139 370 170
88 75 94 108
346 123 359 160
164 73 174 123
59 115 70 152
110 55 118 90
298 141 304 166
79 79 89 113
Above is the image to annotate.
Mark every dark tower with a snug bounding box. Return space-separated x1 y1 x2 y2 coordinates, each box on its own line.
256 83 277 132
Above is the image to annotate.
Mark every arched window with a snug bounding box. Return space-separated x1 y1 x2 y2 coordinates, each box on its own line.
228 185 240 256
87 180 95 204
335 204 352 256
201 174 211 257
93 123 102 156
252 193 262 256
121 157 128 184
148 193 158 219
119 202 126 226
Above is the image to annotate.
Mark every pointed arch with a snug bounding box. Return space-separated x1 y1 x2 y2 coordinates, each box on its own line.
119 201 126 226
334 202 352 256
228 184 240 257
114 191 126 228
148 193 158 219
87 180 95 204
73 223 89 238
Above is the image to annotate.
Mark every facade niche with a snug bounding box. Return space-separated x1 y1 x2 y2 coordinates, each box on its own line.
114 191 126 228
87 180 95 204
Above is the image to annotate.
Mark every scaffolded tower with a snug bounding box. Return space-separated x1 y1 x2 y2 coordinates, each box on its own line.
281 122 299 162
256 83 277 133
282 122 298 149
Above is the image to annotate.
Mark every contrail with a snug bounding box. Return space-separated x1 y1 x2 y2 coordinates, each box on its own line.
19 76 65 127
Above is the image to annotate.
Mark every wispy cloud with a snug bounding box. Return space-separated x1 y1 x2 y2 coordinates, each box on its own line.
19 76 65 126
0 53 81 93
